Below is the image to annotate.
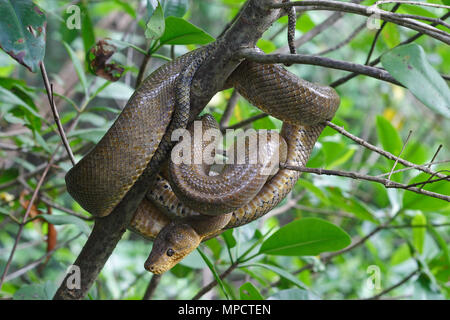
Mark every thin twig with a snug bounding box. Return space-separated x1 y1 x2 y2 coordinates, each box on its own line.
326 121 447 179
376 159 450 177
221 112 269 132
219 90 240 130
0 151 57 290
365 4 401 65
387 129 412 181
40 62 75 166
275 0 367 54
17 176 93 221
330 11 450 87
427 145 443 169
270 1 450 44
317 21 366 56
192 262 239 300
375 0 450 10
142 274 162 300
367 269 420 300
2 232 83 283
280 164 450 202
383 222 450 229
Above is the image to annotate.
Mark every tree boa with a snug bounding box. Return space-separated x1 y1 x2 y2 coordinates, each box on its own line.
65 44 340 274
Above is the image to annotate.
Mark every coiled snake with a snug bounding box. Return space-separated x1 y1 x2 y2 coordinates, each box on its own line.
65 44 340 274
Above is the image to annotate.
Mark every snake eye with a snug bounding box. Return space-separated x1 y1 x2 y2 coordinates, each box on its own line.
166 248 175 257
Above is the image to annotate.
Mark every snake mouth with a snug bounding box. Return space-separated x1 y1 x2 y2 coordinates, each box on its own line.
144 262 165 275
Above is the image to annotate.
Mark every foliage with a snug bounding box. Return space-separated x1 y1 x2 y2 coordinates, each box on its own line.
0 0 449 300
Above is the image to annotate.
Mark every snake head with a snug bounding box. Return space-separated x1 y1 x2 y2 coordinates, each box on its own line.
144 221 201 274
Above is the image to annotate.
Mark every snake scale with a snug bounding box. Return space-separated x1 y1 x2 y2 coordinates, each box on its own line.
65 43 340 274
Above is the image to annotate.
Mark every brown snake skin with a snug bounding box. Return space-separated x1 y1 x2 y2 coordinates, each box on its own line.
65 44 340 273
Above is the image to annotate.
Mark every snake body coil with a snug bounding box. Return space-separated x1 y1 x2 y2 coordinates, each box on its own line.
65 45 340 274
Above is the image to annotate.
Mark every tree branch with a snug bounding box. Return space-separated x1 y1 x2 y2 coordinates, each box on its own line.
280 164 450 202
270 1 450 44
237 48 403 86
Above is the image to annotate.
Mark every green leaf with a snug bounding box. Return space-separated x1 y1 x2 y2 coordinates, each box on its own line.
381 43 450 118
80 0 96 52
197 248 230 299
375 115 403 155
0 86 42 119
0 168 18 184
245 263 307 290
159 17 215 45
0 0 46 72
381 23 400 48
390 243 411 266
325 187 378 223
164 0 189 18
0 206 10 215
113 0 136 19
239 282 264 300
62 42 88 97
402 172 450 212
259 218 351 256
412 212 426 254
145 1 165 40
39 214 91 235
222 229 236 249
296 179 330 205
427 225 450 265
13 281 56 300
257 39 276 54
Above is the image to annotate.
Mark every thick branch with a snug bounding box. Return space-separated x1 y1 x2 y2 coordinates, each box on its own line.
237 49 402 86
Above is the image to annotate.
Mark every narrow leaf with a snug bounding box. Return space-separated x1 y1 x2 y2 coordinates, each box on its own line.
63 42 88 97
412 212 426 254
197 248 230 299
39 214 90 235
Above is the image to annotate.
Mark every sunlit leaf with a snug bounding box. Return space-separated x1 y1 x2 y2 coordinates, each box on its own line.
159 17 215 45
